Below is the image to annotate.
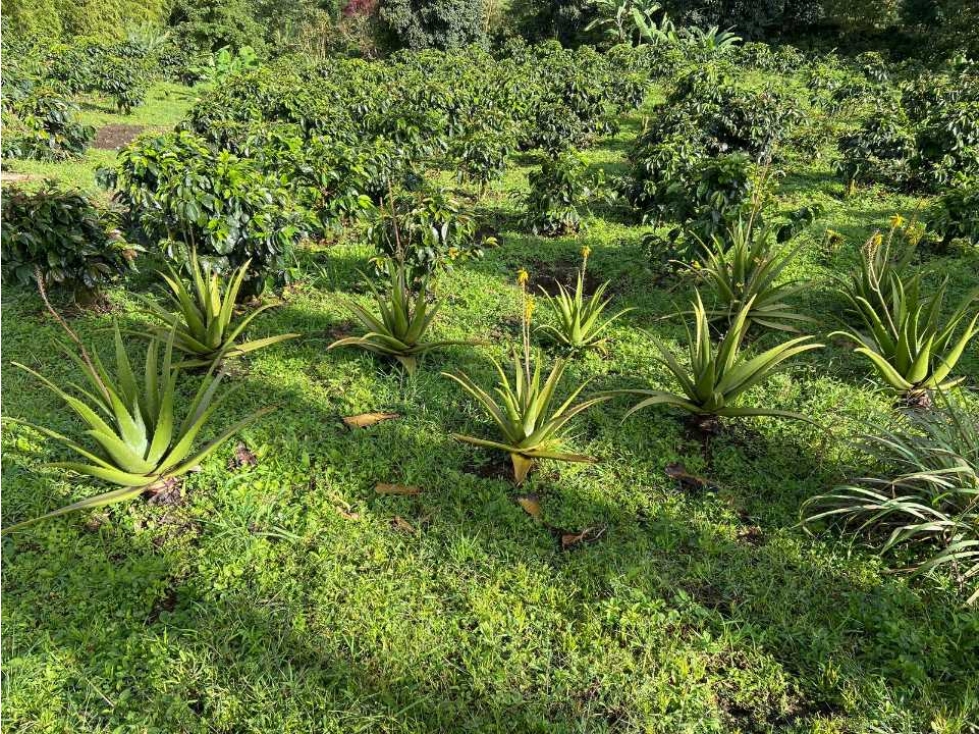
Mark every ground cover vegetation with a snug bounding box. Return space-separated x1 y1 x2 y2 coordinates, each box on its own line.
2 2 979 731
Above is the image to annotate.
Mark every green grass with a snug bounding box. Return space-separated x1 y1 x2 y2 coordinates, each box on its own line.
1 81 201 192
2 77 979 734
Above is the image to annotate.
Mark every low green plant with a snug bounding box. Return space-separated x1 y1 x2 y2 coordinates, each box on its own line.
137 251 299 367
537 247 632 352
443 271 610 484
2 86 95 161
523 150 597 237
694 217 810 332
929 178 979 245
1 184 138 304
329 265 478 374
833 232 979 399
804 394 979 605
367 186 485 282
3 324 272 534
615 292 821 422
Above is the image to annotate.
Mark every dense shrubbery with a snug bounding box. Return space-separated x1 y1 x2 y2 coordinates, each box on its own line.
102 131 310 295
1 86 95 160
838 64 979 192
524 150 593 236
0 184 137 301
929 180 979 245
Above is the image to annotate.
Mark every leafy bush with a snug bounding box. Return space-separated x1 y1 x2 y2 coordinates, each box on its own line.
377 0 487 50
367 186 483 282
837 107 917 193
805 395 979 605
929 179 979 245
628 145 764 243
104 131 310 295
452 130 512 191
168 0 267 54
1 86 94 161
523 150 596 236
1 184 136 302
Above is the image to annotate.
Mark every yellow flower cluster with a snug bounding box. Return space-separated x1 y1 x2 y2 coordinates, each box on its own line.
524 295 536 321
580 246 592 260
889 213 906 229
517 268 529 287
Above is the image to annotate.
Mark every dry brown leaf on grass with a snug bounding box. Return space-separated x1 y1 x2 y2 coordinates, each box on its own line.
665 462 709 491
391 516 416 533
342 412 400 429
560 525 606 551
228 442 258 470
375 483 422 496
335 500 361 521
515 493 542 521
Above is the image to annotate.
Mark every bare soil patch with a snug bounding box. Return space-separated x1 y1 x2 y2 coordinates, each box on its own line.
94 124 147 150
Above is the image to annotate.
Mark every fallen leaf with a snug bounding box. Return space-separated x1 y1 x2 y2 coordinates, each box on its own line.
515 493 542 520
391 516 416 533
343 412 400 429
335 504 360 521
228 441 257 470
375 483 421 496
560 525 606 550
665 462 709 491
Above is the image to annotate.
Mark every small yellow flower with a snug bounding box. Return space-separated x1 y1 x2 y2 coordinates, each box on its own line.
448 246 460 260
580 245 592 260
905 221 925 245
890 214 906 229
517 268 529 287
870 232 883 247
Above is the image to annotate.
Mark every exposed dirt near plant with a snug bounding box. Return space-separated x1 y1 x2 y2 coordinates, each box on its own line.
93 123 147 150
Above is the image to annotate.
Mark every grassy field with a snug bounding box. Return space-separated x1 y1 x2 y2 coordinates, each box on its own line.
2 81 978 733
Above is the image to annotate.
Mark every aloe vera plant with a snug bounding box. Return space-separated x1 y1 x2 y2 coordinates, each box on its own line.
804 394 979 605
695 219 810 332
616 292 822 421
3 325 273 533
833 238 978 397
538 249 632 352
443 269 610 484
329 265 477 374
138 252 298 367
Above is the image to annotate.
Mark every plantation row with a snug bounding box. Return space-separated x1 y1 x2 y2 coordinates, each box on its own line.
2 37 978 607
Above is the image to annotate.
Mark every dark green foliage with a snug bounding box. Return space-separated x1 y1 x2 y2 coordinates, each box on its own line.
103 131 310 294
0 184 136 300
168 0 268 54
838 65 979 193
1 86 95 161
837 107 918 192
45 39 152 113
452 131 512 190
510 0 597 46
523 150 595 236
2 0 168 42
929 179 979 245
377 0 487 50
367 186 483 281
